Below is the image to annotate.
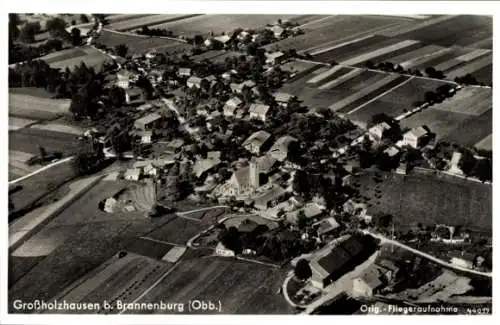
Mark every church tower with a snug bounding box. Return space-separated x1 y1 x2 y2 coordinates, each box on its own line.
249 158 260 189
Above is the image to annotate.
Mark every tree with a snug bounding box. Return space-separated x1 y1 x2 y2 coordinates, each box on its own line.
372 214 393 229
296 210 308 230
19 22 41 43
193 34 204 47
46 17 67 36
115 44 129 58
71 27 82 46
458 149 477 176
80 14 90 23
472 158 492 182
109 86 125 107
9 13 21 41
295 259 312 280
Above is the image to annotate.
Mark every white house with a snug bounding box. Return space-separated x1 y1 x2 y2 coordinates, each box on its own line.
116 69 134 89
124 168 141 181
223 97 243 116
403 126 429 149
265 51 285 65
368 122 391 141
248 103 271 122
186 76 203 88
272 92 294 106
178 67 192 77
137 130 153 144
448 151 464 175
352 268 384 298
215 242 235 257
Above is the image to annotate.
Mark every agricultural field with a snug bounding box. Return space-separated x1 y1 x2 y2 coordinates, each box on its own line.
347 77 454 123
147 216 209 246
8 178 171 306
106 14 195 32
401 87 492 147
9 117 37 131
96 30 192 55
9 92 71 120
353 171 492 232
45 252 174 314
148 14 316 37
39 46 113 71
381 15 492 49
9 128 80 156
474 134 492 152
130 257 293 314
265 15 413 53
125 237 175 260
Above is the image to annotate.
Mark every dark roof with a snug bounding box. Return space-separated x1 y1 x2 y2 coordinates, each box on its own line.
317 246 351 275
339 236 365 258
238 219 259 233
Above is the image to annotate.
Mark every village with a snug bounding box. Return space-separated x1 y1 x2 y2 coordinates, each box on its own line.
8 13 492 315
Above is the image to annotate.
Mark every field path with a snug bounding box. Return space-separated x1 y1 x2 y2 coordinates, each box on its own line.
361 230 492 278
8 156 74 185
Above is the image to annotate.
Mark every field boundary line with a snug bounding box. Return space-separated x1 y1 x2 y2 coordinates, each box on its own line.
310 34 374 56
346 76 415 115
139 236 185 247
9 156 74 185
102 28 188 44
296 15 337 29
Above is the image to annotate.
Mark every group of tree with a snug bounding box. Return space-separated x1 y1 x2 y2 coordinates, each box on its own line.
136 26 175 37
424 67 445 79
72 140 105 176
365 60 424 77
458 148 492 182
454 73 490 86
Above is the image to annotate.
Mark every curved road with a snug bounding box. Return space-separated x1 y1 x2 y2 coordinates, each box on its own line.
361 230 492 278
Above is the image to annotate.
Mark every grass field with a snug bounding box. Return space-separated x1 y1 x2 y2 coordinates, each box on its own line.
131 257 293 314
125 237 175 260
9 158 76 219
347 77 453 122
9 92 71 120
265 15 410 53
39 46 113 71
442 109 492 148
401 108 471 141
353 171 492 231
9 117 38 131
9 128 80 156
474 134 492 151
96 30 192 55
432 87 491 116
9 87 56 99
147 216 208 246
148 14 310 37
106 14 193 31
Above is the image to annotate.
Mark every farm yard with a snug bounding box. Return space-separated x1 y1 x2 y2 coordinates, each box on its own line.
353 171 492 232
96 30 192 55
129 257 293 314
147 14 318 38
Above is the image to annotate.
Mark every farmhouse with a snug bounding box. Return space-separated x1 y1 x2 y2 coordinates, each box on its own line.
243 130 272 154
352 267 384 298
193 153 221 179
272 92 294 106
265 51 286 65
383 146 400 158
369 122 391 141
310 235 366 289
213 34 231 45
230 80 257 94
315 217 341 237
215 242 235 257
134 112 163 131
124 168 141 181
255 155 278 175
403 126 429 149
448 151 464 175
249 103 271 122
178 67 192 77
286 202 325 224
268 135 298 161
116 69 134 89
136 130 153 144
266 25 285 38
225 159 260 196
125 87 146 105
186 76 203 89
223 97 243 116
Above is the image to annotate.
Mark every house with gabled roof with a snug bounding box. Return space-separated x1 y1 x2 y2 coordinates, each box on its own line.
403 126 429 149
369 122 391 141
268 135 298 161
243 130 272 154
223 97 243 116
186 76 203 88
249 103 271 122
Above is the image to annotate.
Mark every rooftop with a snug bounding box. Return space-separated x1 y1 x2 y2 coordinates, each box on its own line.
243 130 271 147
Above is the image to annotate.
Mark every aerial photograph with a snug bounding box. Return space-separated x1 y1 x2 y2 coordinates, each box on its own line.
7 13 492 315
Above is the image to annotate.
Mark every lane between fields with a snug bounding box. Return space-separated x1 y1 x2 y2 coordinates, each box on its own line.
361 229 492 278
9 156 74 186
